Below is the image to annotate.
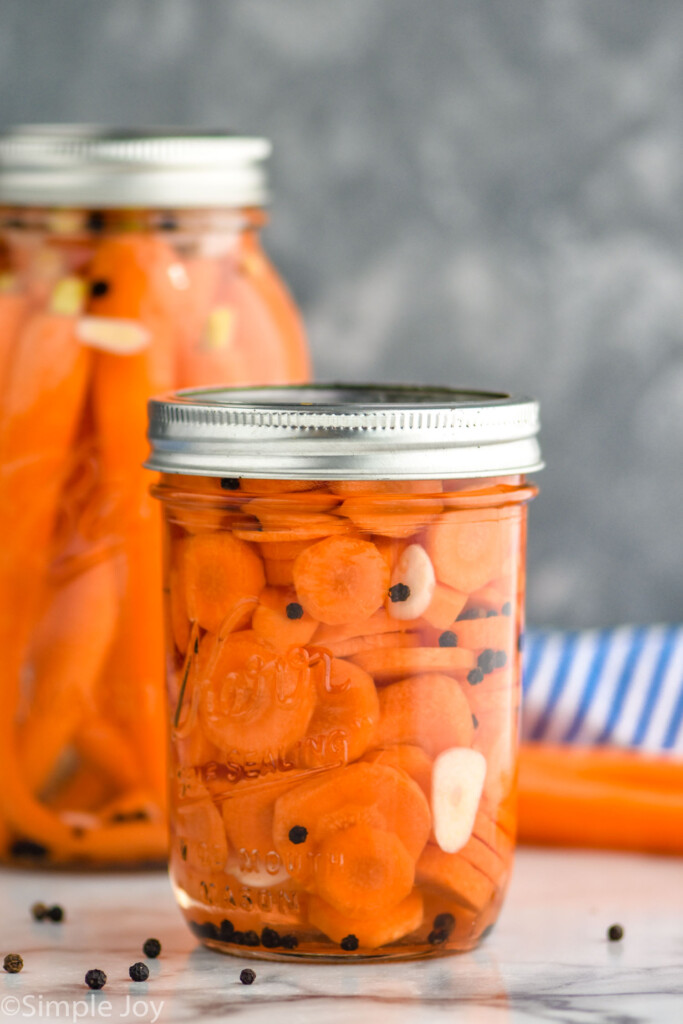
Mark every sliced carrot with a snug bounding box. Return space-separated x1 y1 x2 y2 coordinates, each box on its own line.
183 531 265 634
273 762 431 885
376 673 475 757
472 809 515 861
308 891 424 948
363 745 433 801
329 481 443 496
458 834 507 886
238 479 320 496
47 768 114 815
315 824 415 916
174 794 229 872
416 844 497 913
422 583 469 630
256 538 314 561
252 587 318 650
197 636 317 762
338 495 441 539
293 657 380 768
60 819 168 865
221 770 307 862
169 554 191 654
325 631 420 660
350 647 475 683
425 513 508 593
264 558 295 587
314 608 410 646
451 615 513 652
293 536 390 625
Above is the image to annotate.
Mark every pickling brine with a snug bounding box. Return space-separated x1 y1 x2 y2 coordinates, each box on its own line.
0 129 309 867
147 385 542 959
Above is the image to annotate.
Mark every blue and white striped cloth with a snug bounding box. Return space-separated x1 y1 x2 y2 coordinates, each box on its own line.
522 626 683 755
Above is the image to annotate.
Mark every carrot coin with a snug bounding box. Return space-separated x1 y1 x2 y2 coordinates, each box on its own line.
308 890 424 948
376 673 475 756
416 844 497 913
425 514 506 593
293 657 380 768
197 636 317 762
293 536 390 625
183 532 265 633
272 762 431 885
350 646 475 682
251 587 318 651
315 824 415 916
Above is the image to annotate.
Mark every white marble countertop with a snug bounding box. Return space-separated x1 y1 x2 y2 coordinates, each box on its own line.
1 849 681 1024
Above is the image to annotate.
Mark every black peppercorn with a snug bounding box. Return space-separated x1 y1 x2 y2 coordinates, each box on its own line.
427 928 448 945
285 602 304 620
388 583 410 603
433 912 455 936
220 478 240 490
240 968 256 985
607 924 624 942
261 927 281 949
10 839 48 859
340 934 359 951
31 901 47 921
280 934 299 949
86 211 106 233
129 962 149 982
90 279 110 299
502 602 512 616
243 930 260 947
142 938 161 958
46 904 64 922
472 713 479 728
85 969 107 990
477 649 495 674
438 630 458 648
3 954 23 973
493 650 507 669
288 825 308 844
467 667 484 685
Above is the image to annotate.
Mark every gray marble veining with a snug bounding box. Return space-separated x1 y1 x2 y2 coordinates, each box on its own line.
1 850 681 1023
1 1 683 628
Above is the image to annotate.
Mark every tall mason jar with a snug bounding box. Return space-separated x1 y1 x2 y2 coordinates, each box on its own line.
147 385 542 959
0 127 310 867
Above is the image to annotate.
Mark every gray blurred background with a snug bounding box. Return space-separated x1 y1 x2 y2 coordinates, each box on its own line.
2 0 682 629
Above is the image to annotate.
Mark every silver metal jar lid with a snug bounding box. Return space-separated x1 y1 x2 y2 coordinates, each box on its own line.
0 125 271 208
146 384 543 480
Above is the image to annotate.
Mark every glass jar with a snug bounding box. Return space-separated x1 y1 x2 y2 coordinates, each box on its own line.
0 128 310 867
147 385 542 959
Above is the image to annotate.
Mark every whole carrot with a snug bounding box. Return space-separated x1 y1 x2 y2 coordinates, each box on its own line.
517 742 683 855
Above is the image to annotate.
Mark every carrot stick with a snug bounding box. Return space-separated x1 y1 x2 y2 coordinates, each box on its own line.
517 743 683 855
79 235 180 816
0 290 92 851
73 717 141 791
19 558 119 793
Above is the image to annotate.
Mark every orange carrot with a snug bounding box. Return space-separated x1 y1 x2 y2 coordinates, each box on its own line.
19 558 118 793
518 743 683 855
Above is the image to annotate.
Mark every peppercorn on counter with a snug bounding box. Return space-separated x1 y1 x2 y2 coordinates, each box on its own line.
1 849 681 1022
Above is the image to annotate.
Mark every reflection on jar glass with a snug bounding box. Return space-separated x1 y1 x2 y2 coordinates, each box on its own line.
148 384 542 959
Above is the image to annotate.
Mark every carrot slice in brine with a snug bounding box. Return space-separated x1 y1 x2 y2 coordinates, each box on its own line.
251 587 318 651
350 646 475 682
308 890 424 949
376 673 475 757
315 824 415 916
183 532 265 634
293 536 389 625
197 636 317 763
292 657 380 768
417 844 497 913
272 761 431 886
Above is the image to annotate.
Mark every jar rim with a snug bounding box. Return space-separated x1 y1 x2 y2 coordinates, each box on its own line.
145 383 544 480
0 125 271 208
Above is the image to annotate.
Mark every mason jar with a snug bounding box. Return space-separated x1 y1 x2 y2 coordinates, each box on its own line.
0 127 310 867
147 384 542 960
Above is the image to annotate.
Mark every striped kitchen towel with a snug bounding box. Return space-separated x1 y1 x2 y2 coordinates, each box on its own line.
522 626 683 755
